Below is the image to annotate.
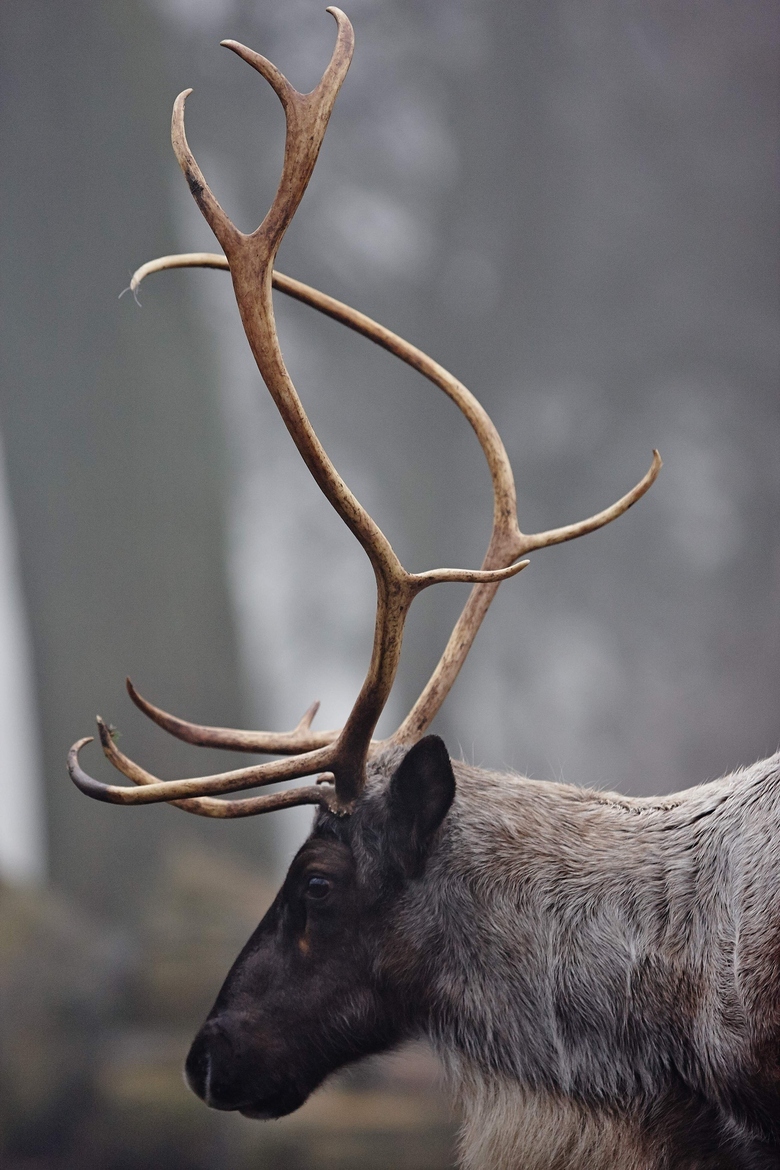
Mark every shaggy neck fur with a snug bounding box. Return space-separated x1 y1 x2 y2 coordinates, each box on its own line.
381 754 780 1169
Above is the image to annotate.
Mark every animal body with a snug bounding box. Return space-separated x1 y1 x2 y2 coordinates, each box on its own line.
68 9 779 1168
184 743 780 1169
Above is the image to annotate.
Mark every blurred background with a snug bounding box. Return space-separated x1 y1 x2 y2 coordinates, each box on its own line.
0 0 777 1166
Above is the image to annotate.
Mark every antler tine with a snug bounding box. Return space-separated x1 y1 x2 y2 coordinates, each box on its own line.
67 719 339 807
516 451 662 554
126 679 339 754
222 6 354 248
395 451 661 744
67 732 335 818
170 8 353 257
170 91 240 253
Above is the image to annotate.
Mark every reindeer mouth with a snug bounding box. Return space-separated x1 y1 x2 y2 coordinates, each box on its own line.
237 1086 308 1120
238 1102 282 1120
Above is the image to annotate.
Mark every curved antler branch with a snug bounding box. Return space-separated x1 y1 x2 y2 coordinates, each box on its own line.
516 450 662 554
68 723 337 806
171 92 241 253
128 252 229 295
69 726 336 817
222 7 353 247
410 560 529 590
219 43 296 112
126 679 339 754
68 737 335 817
393 450 661 744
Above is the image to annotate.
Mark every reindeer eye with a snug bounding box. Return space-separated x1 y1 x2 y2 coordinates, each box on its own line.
305 876 331 901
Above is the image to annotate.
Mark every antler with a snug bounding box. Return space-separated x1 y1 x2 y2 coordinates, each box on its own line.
69 9 660 818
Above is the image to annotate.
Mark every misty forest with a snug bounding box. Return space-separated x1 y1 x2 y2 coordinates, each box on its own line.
0 1 777 1166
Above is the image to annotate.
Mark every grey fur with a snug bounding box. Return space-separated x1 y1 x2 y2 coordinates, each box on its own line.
355 750 780 1168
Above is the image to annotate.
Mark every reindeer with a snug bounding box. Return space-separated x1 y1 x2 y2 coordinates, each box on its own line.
68 10 780 1168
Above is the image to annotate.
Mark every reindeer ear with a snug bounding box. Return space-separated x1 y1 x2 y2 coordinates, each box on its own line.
386 736 455 876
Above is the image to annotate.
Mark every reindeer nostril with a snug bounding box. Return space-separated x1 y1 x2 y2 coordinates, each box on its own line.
202 1049 213 1104
185 1019 249 1111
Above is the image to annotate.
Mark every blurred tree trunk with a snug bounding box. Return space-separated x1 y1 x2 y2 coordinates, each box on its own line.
0 0 258 919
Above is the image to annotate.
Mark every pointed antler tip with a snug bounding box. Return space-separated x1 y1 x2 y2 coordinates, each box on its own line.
97 721 114 748
326 8 355 49
126 677 150 713
324 7 355 59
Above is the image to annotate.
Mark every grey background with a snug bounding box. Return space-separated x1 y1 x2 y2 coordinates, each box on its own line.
0 3 777 1166
1 0 778 917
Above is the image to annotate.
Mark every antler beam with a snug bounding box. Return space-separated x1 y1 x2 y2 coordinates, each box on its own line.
69 9 660 819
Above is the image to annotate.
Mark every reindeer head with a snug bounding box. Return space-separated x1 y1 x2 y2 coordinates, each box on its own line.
68 7 659 1116
184 737 454 1117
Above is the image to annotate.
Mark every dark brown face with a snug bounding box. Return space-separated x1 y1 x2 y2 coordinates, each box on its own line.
184 736 455 1119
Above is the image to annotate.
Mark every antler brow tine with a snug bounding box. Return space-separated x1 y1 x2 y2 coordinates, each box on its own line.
68 735 336 818
125 679 339 754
